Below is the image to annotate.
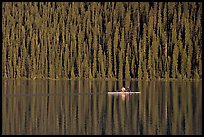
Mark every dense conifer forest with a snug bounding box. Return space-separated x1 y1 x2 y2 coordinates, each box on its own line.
2 2 202 80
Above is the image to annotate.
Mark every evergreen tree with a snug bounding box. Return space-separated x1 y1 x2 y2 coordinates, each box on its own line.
172 44 179 78
2 2 202 80
107 39 113 78
125 56 130 80
138 41 143 80
113 25 119 77
118 50 123 80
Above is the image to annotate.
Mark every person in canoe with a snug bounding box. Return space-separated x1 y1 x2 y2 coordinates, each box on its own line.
126 86 130 92
121 87 130 92
121 87 126 92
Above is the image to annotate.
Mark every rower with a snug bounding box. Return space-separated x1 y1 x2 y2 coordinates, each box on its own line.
121 87 126 92
126 87 130 92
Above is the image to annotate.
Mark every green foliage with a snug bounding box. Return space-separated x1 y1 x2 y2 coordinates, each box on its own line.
172 44 179 78
2 2 202 80
118 51 123 80
125 56 130 80
71 66 75 79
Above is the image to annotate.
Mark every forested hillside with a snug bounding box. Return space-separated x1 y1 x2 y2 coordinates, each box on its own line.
2 2 202 80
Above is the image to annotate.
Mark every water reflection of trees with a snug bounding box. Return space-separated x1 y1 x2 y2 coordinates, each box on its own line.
138 80 202 135
2 80 202 135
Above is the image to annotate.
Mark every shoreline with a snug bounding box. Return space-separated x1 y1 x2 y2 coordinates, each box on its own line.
2 77 202 81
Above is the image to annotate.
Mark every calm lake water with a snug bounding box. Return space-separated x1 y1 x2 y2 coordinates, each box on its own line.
2 79 202 135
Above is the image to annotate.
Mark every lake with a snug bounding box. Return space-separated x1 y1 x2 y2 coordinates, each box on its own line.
2 79 202 135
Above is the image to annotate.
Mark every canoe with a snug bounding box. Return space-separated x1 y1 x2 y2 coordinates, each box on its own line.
108 92 140 94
